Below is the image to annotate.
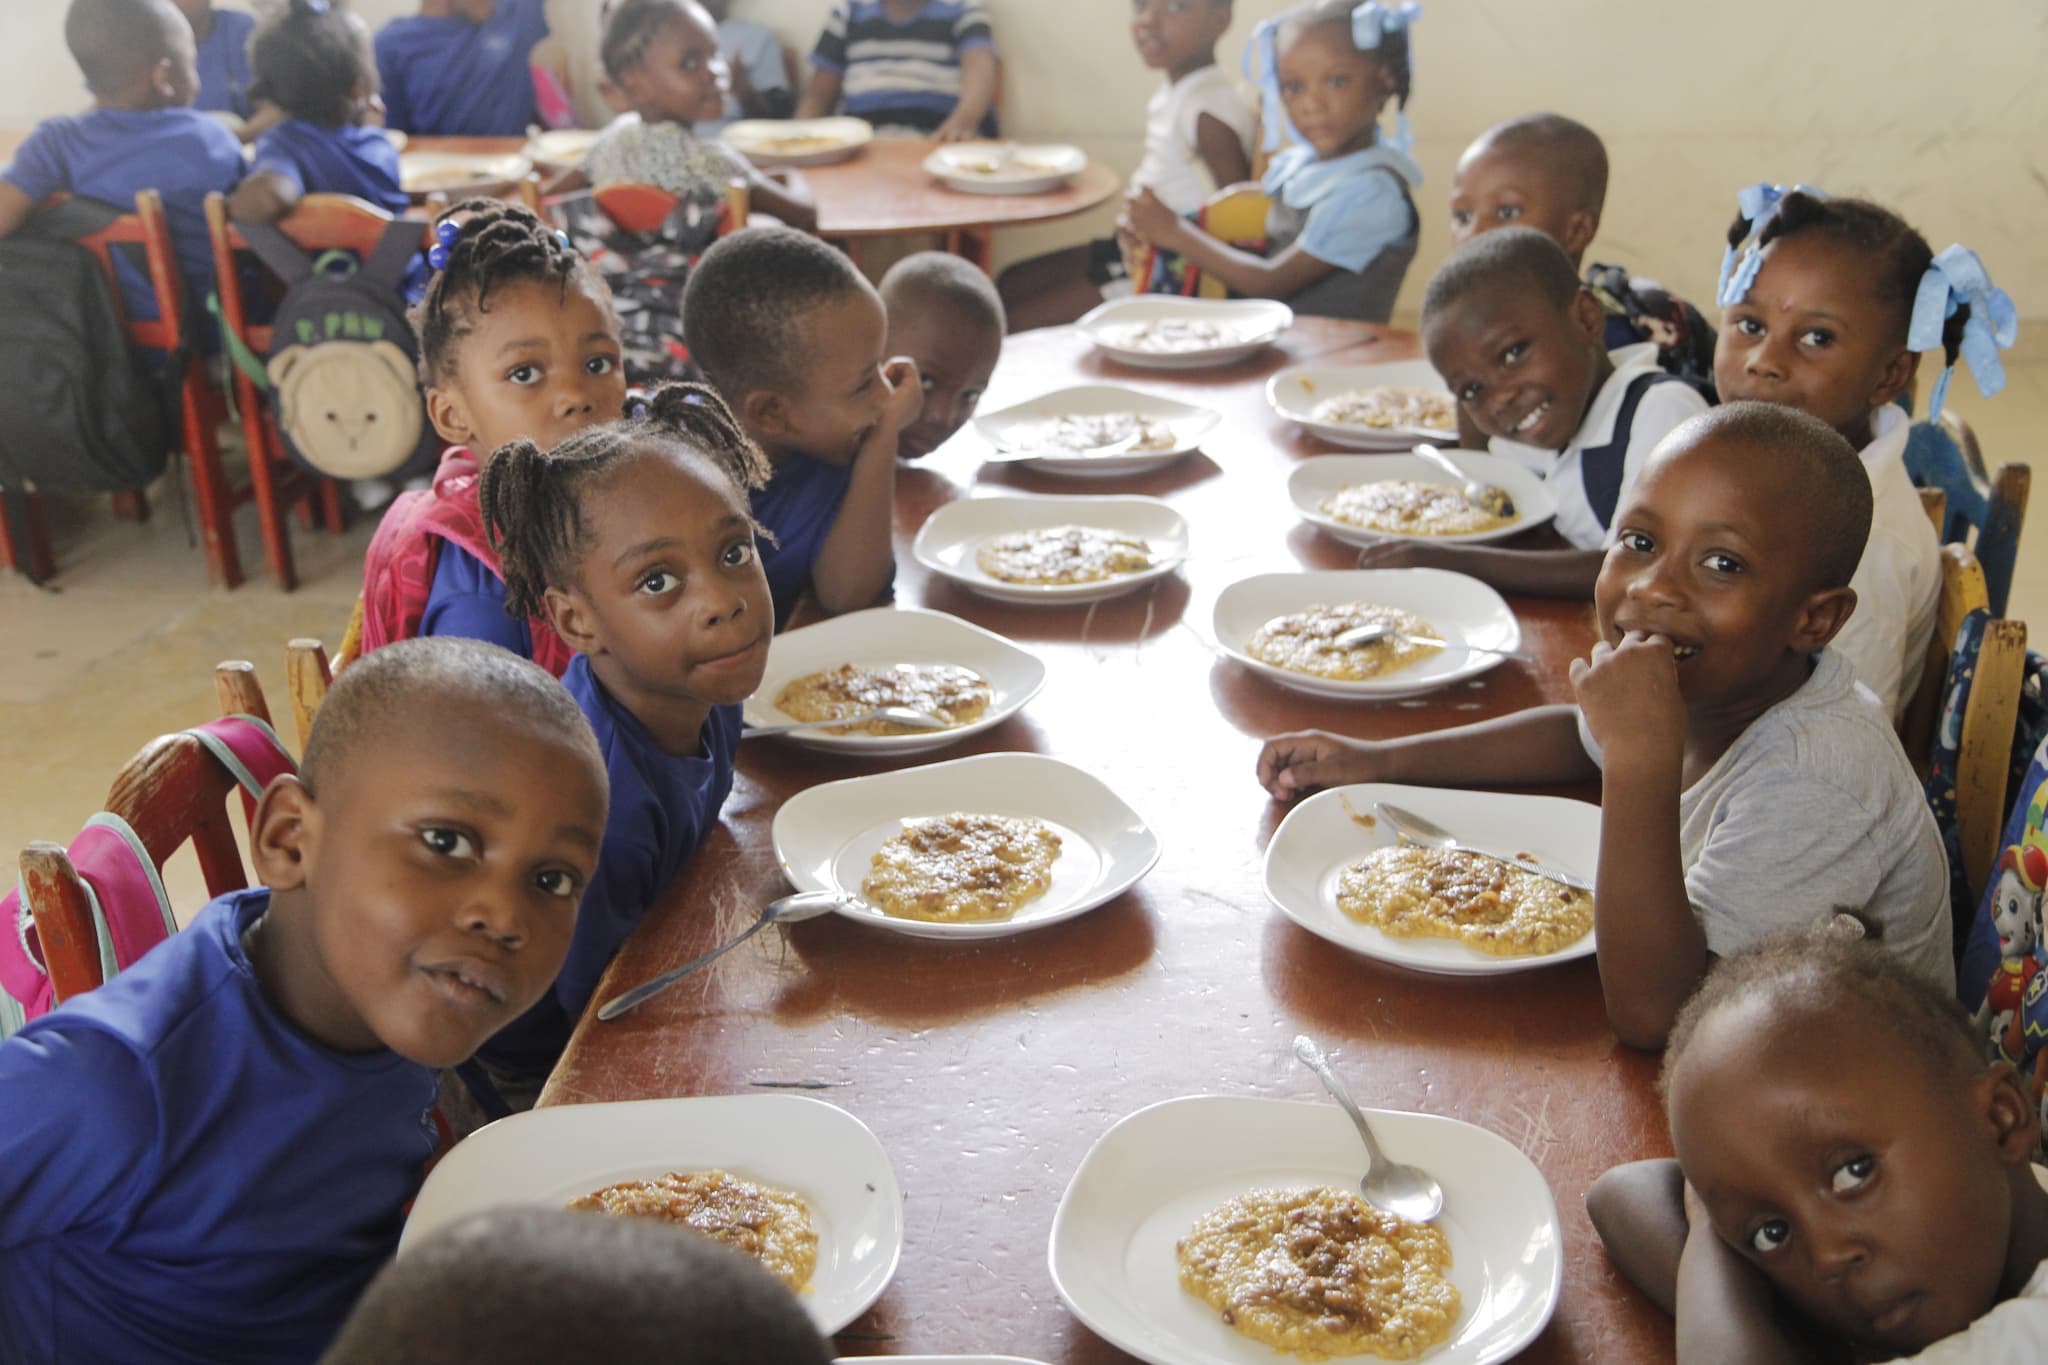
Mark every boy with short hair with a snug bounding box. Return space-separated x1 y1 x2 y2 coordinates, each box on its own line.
1260 404 1952 1048
682 225 921 624
375 0 550 136
795 0 998 142
0 639 609 1364
880 250 1004 460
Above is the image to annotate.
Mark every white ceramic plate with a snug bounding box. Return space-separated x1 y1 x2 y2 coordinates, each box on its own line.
1076 297 1294 370
722 116 874 166
523 127 600 168
743 606 1046 755
924 142 1086 195
1263 782 1599 975
1267 359 1458 450
1212 569 1521 700
1050 1095 1562 1365
401 1094 903 1334
834 1359 1051 1364
773 752 1159 941
1287 452 1557 547
398 150 533 196
973 384 1221 477
913 494 1190 605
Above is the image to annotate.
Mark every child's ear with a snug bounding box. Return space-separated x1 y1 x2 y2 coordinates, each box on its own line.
1980 1060 2041 1163
1790 585 1858 651
424 385 474 446
544 584 603 656
250 776 318 891
1570 287 1606 342
742 388 789 440
151 56 178 101
1560 209 1601 264
1867 346 1920 412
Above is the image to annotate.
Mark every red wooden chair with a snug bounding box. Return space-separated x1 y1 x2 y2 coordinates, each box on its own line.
587 178 750 234
16 843 101 1005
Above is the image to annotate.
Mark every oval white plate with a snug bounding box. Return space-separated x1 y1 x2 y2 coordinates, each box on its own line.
1267 359 1457 450
401 1094 903 1334
1262 782 1599 975
1287 452 1557 547
923 142 1085 195
722 116 873 166
1212 569 1521 700
835 1359 1051 1364
1050 1095 1563 1365
523 128 600 168
913 494 1190 604
973 384 1221 477
398 150 533 195
773 752 1159 941
743 606 1046 755
1076 297 1294 370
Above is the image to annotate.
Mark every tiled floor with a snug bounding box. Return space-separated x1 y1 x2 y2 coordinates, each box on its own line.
3 333 2044 918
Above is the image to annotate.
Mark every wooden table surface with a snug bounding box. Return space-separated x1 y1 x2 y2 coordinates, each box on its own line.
542 317 1673 1364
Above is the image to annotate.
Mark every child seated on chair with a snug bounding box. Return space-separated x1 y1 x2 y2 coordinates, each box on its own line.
1258 404 1952 1048
0 0 244 325
795 0 998 141
683 225 921 626
469 384 771 1103
374 0 549 136
0 638 609 1365
881 251 1004 459
1121 0 1421 323
697 0 796 132
171 0 260 131
360 203 630 676
1588 931 2048 1363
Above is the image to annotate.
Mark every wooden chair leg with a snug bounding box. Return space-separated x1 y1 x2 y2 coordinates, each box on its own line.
179 367 243 589
246 403 299 591
0 491 56 580
318 478 347 534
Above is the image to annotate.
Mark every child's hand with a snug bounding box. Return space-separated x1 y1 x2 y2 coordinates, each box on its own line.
1256 731 1376 801
933 109 980 143
1570 631 1686 774
880 356 926 433
1123 187 1184 248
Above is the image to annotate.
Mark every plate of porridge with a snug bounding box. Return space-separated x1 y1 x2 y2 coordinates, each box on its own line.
1049 1095 1562 1364
398 150 533 196
923 142 1087 195
913 494 1190 604
523 128 601 169
400 1093 903 1334
1267 360 1460 450
1262 782 1599 975
744 607 1046 755
771 752 1159 941
1077 297 1294 369
1212 570 1521 700
1288 453 1555 547
973 385 1221 476
721 117 873 166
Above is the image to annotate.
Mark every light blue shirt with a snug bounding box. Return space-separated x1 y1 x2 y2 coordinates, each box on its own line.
1260 141 1421 273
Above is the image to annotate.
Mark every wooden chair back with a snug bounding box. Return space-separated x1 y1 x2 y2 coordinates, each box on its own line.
1918 486 1947 538
104 733 254 903
286 638 334 753
214 659 274 728
588 179 749 235
17 842 101 1003
1920 411 2029 617
1903 543 1992 764
1956 613 2030 905
334 595 366 674
1136 185 1274 301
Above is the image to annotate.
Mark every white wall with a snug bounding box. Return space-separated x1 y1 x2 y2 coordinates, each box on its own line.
6 0 2043 318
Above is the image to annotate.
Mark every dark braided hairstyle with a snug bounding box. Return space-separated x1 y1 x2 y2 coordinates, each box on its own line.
478 383 772 620
409 199 608 385
599 0 695 81
1283 0 1414 112
249 0 371 126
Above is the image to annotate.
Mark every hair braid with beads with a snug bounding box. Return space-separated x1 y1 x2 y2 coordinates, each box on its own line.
478 383 773 620
409 199 601 385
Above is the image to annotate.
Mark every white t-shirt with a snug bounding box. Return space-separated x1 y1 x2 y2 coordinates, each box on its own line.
1892 1168 2048 1362
1834 403 1943 722
1129 64 1256 215
1488 344 1709 550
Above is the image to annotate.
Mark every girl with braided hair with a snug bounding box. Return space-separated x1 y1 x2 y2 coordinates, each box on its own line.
466 382 772 1105
358 200 628 676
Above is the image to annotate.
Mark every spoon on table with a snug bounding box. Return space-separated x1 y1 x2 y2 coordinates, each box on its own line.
1293 1034 1444 1223
597 890 844 1021
744 707 951 738
1414 442 1516 520
1326 619 1538 662
1374 801 1593 893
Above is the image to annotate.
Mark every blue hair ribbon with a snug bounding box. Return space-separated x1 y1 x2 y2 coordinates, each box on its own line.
1350 2 1420 155
1716 181 1824 307
1909 244 2018 421
1244 3 1422 156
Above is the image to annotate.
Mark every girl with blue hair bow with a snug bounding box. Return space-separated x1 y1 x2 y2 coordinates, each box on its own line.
1122 0 1422 322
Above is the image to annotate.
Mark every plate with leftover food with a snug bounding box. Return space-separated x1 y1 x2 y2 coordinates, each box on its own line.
1212 569 1521 700
1049 1094 1561 1365
973 384 1221 476
1076 297 1294 370
1266 360 1459 450
1263 781 1599 975
1288 452 1556 547
772 752 1159 941
398 151 533 196
400 1093 902 1333
523 128 601 169
913 494 1190 604
744 606 1046 755
721 116 873 166
923 142 1087 195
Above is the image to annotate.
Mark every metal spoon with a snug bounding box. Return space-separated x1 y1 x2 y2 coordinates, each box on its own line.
1414 442 1516 519
744 707 952 737
1374 801 1593 893
1293 1035 1444 1224
1326 620 1538 662
598 890 845 1021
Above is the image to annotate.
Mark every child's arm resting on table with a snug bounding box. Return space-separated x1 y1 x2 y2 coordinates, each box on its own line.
1358 540 1603 599
932 44 997 143
809 356 921 614
794 66 842 121
1123 185 1331 302
1256 703 1596 801
745 167 816 232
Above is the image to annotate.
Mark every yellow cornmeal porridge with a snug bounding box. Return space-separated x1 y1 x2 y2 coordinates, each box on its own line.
1321 479 1514 538
1100 318 1240 353
975 525 1155 585
1336 845 1593 957
1247 603 1444 682
1178 1185 1458 1361
567 1170 817 1291
752 133 842 155
860 813 1061 923
1309 387 1456 432
775 662 992 736
1015 412 1178 454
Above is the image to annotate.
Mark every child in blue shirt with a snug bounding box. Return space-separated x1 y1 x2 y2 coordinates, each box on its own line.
0 638 609 1365
173 0 256 121
796 0 997 141
375 0 550 136
0 0 244 325
682 225 921 626
1123 0 1422 322
473 383 772 1095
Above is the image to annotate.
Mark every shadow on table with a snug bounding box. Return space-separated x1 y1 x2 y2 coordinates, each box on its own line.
913 573 1191 646
974 450 1223 499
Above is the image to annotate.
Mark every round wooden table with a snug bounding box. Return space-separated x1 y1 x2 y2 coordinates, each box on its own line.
542 319 1674 1364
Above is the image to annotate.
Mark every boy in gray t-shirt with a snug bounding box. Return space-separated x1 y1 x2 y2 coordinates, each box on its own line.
1255 403 1951 1048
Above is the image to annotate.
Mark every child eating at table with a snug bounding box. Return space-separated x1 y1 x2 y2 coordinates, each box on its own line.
470 383 771 1103
1588 931 2048 1362
0 638 608 1365
682 225 921 625
375 0 550 136
360 201 630 675
881 250 1005 460
1121 0 1421 323
795 0 998 141
1258 403 1952 1048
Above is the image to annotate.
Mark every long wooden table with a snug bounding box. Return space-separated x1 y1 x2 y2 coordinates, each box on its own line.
541 318 1674 1363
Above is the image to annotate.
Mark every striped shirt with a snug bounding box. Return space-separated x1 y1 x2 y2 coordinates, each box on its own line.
810 1 996 136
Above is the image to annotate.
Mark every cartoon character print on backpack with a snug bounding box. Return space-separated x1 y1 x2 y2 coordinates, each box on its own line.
1978 842 2046 1060
268 337 422 480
